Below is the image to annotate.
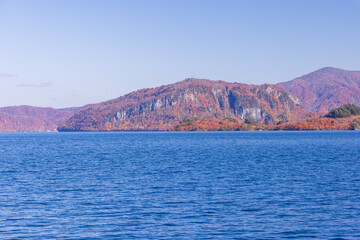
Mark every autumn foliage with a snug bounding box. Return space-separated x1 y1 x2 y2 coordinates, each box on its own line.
0 106 77 132
172 115 360 131
277 67 360 114
59 78 307 131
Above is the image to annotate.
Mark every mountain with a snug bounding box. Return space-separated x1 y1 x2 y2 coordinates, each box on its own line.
276 67 360 113
0 105 83 132
58 78 307 131
4 67 360 132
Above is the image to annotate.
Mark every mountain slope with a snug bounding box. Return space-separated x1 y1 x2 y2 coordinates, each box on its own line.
276 67 360 113
0 106 81 132
0 111 50 132
59 78 307 131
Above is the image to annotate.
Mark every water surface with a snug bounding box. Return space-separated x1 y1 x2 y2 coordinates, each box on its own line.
0 131 359 239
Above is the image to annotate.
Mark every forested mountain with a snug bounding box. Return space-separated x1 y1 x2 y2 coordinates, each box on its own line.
276 67 360 113
58 78 306 131
0 106 81 132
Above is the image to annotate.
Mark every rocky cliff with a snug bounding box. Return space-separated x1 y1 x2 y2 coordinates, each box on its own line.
58 78 307 131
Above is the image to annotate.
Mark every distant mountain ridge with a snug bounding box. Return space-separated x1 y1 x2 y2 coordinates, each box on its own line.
1 67 360 132
0 105 84 132
276 67 360 113
58 78 306 131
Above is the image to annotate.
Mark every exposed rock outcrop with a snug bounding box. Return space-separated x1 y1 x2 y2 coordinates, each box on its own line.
59 78 306 131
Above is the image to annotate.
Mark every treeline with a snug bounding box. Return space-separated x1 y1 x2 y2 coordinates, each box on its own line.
173 116 360 131
173 104 360 131
325 104 360 118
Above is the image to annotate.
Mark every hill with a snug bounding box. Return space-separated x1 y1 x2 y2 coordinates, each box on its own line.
58 78 307 131
325 104 360 118
0 106 83 132
276 67 360 113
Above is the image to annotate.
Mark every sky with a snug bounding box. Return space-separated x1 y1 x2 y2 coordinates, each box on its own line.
0 0 359 108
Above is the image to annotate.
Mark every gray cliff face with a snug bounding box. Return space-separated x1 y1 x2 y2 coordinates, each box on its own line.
104 83 299 125
240 107 263 120
115 110 127 121
60 79 307 131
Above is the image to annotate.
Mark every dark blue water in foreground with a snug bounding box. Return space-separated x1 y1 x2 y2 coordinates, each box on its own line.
0 131 359 239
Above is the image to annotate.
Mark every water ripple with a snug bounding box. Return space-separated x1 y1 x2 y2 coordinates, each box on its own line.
0 131 359 239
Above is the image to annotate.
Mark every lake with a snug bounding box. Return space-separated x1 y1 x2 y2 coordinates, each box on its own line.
0 131 359 239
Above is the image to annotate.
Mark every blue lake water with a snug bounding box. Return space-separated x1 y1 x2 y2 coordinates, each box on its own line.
0 131 359 239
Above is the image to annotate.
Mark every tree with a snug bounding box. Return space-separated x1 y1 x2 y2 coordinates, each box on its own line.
245 116 256 125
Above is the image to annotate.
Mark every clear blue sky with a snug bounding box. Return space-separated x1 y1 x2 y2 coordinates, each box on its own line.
0 0 359 108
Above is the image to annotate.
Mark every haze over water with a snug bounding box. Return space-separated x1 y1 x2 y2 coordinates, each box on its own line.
0 131 359 239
